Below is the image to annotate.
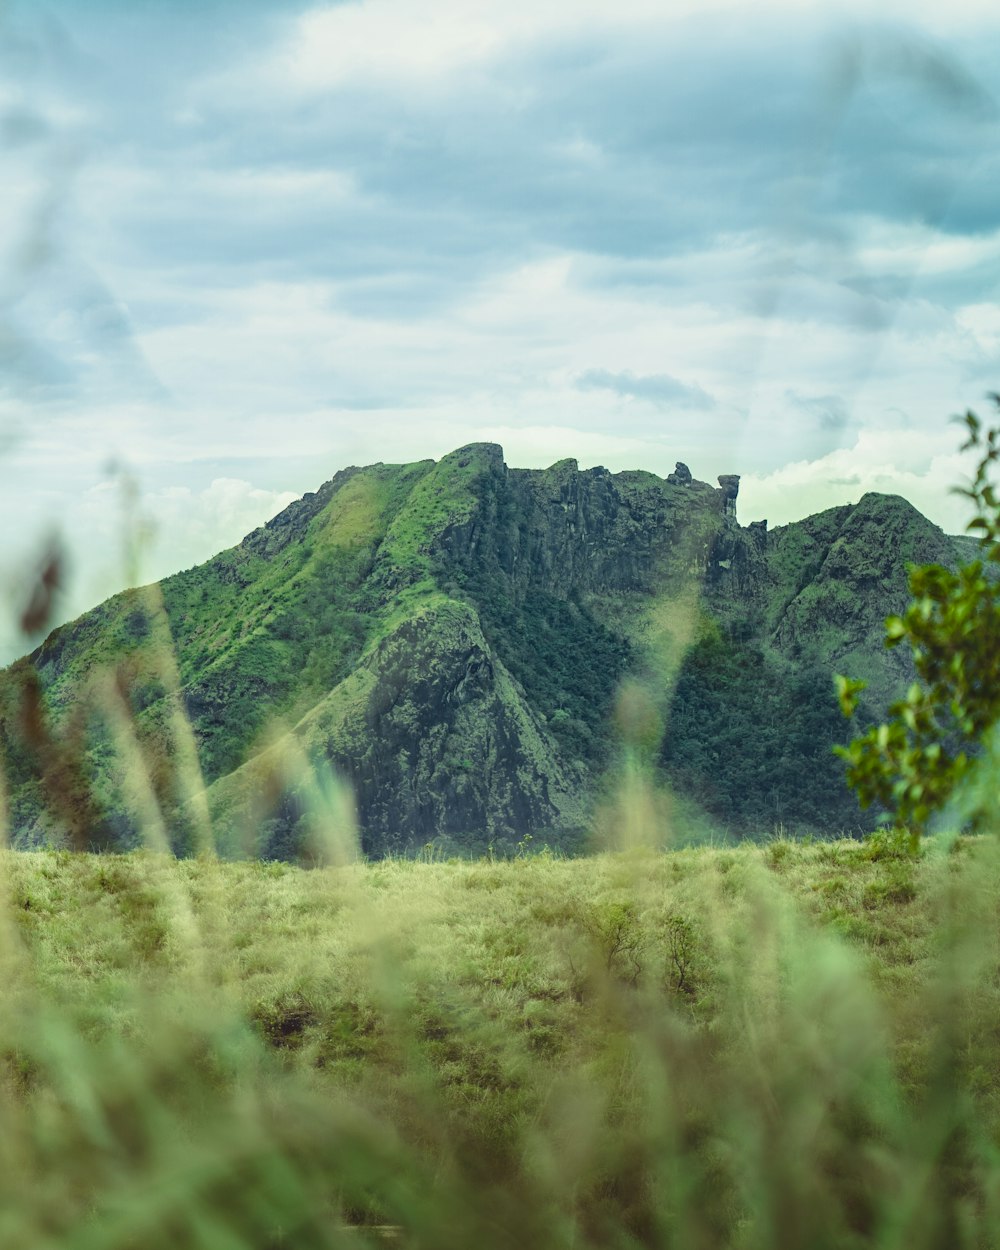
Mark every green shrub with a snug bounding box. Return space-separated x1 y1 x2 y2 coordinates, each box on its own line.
837 400 1000 846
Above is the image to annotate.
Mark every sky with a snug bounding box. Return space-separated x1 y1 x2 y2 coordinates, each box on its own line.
1 0 1000 661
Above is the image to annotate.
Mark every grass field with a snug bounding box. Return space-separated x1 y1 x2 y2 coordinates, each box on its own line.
3 832 1000 1248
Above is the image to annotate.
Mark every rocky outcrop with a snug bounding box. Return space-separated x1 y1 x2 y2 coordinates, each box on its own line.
703 491 965 711
717 474 740 518
433 451 730 599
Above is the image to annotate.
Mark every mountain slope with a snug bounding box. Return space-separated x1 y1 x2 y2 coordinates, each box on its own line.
0 445 975 855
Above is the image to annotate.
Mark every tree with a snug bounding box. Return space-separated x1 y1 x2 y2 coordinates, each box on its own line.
836 397 1000 848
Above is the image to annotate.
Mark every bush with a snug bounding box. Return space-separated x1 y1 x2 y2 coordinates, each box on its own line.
838 398 1000 845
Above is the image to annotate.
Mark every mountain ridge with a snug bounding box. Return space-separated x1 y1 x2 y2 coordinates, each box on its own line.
0 445 972 856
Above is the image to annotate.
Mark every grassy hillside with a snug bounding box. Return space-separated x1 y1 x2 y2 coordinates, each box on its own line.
3 834 1000 1248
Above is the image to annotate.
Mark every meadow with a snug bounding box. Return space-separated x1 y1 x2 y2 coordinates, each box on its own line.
3 830 1000 1249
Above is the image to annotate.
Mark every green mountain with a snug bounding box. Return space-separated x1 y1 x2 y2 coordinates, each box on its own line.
0 445 972 857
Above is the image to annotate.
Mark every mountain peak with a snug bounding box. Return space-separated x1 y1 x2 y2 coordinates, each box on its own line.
439 442 506 470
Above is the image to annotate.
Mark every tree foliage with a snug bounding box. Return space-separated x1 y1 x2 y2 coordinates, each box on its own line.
664 633 866 835
836 399 1000 844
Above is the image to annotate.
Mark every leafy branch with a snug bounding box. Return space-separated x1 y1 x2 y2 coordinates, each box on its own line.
836 396 1000 847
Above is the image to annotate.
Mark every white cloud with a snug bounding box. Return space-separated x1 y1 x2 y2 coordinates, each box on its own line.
133 477 301 577
850 219 1000 276
955 303 1000 358
284 4 504 88
276 0 1000 100
0 471 298 667
273 0 742 97
739 426 979 531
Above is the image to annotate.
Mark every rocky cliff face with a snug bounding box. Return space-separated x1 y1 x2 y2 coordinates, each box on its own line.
416 444 727 597
703 490 966 712
0 445 972 855
207 597 587 857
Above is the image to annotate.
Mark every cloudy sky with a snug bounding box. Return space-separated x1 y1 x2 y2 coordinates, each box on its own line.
2 0 999 660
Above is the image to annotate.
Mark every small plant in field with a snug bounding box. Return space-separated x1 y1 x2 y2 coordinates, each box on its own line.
859 826 916 863
584 899 645 983
249 989 317 1051
766 839 792 870
837 398 1000 847
662 912 698 996
862 864 917 909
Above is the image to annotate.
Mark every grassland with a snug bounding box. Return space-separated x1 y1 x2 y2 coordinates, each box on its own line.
3 833 1000 1249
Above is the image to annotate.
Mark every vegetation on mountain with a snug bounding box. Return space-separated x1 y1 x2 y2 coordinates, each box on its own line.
663 633 860 834
0 444 980 856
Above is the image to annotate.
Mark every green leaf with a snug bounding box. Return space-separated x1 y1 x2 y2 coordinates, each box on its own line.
838 404 1000 846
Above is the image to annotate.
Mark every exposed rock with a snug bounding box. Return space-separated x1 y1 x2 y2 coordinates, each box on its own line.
717 474 740 517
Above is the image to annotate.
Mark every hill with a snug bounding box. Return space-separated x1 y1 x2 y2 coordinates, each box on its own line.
0 444 972 856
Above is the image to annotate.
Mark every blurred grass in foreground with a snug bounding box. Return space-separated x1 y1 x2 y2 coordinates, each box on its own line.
2 831 1000 1248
